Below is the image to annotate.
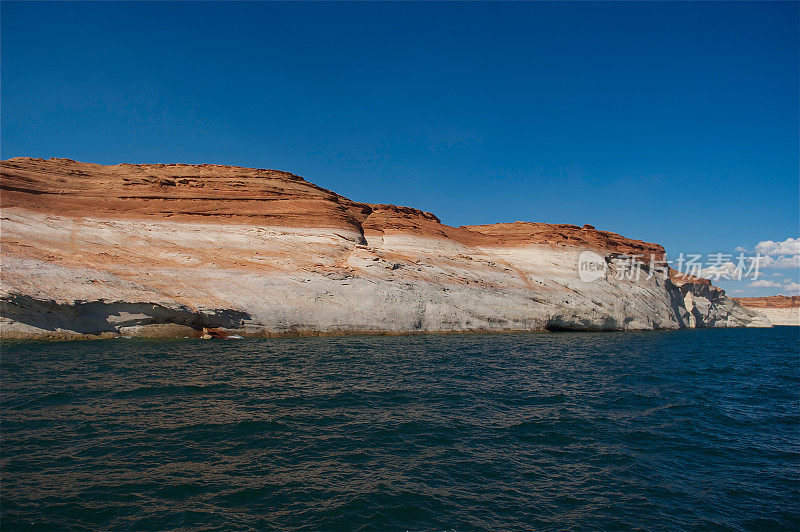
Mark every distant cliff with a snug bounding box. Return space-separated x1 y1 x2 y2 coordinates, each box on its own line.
733 296 800 326
0 157 770 339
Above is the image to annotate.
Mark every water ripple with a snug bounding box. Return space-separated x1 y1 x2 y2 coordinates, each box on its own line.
2 327 798 529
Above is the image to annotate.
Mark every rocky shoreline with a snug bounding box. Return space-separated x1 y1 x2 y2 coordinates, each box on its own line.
1 157 771 339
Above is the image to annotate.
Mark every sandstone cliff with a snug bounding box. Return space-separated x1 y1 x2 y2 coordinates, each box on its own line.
733 296 800 326
0 157 770 339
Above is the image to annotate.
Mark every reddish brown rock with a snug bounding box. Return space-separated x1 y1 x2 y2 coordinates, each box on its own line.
669 269 713 288
462 221 666 259
1 157 666 257
0 157 369 234
733 295 800 309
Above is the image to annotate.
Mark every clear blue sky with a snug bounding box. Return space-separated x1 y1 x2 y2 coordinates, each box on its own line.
2 1 798 295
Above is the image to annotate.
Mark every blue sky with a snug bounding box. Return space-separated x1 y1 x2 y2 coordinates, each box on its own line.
2 1 798 295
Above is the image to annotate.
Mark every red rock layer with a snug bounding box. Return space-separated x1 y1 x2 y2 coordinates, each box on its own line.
733 295 800 309
2 157 665 255
1 157 370 234
669 269 713 287
463 222 666 259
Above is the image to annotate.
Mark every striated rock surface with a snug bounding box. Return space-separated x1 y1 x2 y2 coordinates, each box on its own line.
669 271 771 328
733 296 800 326
1 157 770 339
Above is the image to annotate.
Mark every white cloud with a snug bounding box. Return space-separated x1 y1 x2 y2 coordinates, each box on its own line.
733 237 800 273
768 255 800 269
697 238 798 287
754 237 800 256
754 255 774 269
699 261 739 281
750 279 783 288
784 282 800 294
754 254 800 270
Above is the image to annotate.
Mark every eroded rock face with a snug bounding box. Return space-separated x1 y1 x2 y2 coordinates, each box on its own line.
0 157 770 338
674 281 772 328
666 270 772 328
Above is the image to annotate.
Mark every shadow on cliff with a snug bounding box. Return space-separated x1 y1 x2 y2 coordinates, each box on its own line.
0 293 251 334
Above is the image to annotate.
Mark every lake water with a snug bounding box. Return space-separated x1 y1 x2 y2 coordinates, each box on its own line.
2 327 798 530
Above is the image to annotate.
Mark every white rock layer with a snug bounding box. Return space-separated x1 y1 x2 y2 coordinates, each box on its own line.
755 308 800 326
0 208 770 338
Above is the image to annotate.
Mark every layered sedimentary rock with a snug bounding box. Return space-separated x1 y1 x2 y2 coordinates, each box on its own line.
733 296 800 326
0 157 770 339
669 272 771 328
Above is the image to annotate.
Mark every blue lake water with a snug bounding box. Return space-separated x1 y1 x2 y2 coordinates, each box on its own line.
2 327 799 530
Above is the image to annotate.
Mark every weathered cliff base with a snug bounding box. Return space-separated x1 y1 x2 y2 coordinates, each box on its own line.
1 157 771 340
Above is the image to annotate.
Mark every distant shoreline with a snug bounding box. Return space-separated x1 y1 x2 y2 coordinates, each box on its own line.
3 324 795 344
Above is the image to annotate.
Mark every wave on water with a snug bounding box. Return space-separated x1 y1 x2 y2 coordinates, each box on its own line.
2 327 798 529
